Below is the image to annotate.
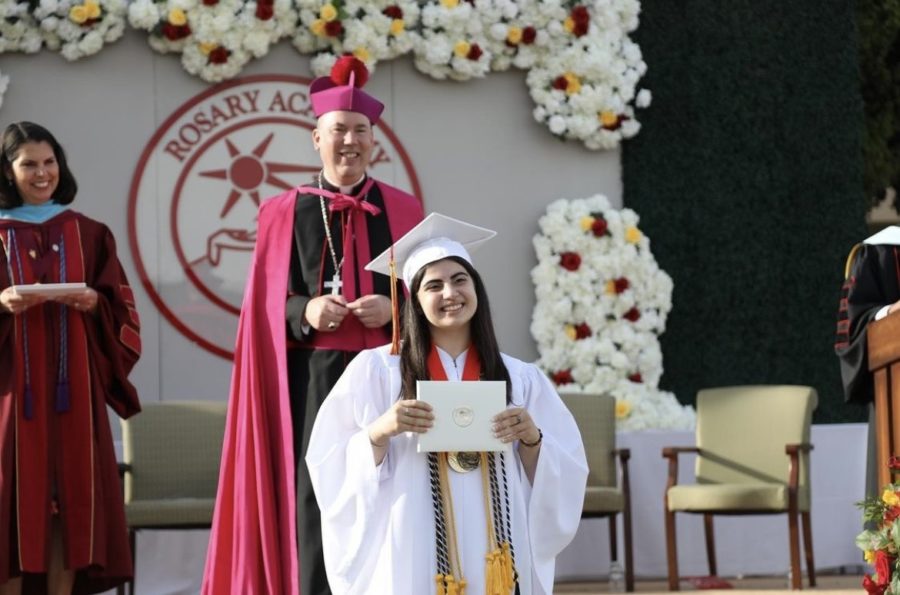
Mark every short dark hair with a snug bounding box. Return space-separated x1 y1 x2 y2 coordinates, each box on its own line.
399 256 512 403
0 121 78 209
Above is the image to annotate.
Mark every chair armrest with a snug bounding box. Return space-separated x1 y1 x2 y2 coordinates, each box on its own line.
661 446 700 490
614 448 632 500
785 443 813 491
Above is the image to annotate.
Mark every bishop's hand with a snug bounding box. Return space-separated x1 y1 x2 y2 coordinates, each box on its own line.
304 294 349 331
347 294 392 328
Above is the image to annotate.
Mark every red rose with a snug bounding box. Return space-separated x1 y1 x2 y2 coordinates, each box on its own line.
552 369 574 386
614 277 630 293
885 505 900 524
875 550 894 587
208 47 230 64
467 43 483 61
591 217 608 237
628 373 643 383
624 307 641 322
559 252 581 271
522 26 536 45
324 20 344 37
383 5 403 19
864 574 888 595
255 2 273 20
201 0 218 5
571 6 589 36
574 323 591 340
889 455 900 471
161 23 191 41
551 75 568 91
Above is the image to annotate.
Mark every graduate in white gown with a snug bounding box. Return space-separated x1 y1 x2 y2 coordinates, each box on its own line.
306 213 589 595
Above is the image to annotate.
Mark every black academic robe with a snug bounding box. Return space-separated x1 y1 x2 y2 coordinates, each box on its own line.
835 243 900 404
284 177 422 594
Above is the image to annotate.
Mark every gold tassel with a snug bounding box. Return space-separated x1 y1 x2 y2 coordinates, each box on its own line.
492 549 505 595
388 250 400 355
458 578 467 595
446 575 459 595
501 542 515 592
435 574 447 595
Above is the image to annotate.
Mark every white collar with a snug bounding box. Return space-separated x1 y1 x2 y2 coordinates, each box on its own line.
864 226 900 245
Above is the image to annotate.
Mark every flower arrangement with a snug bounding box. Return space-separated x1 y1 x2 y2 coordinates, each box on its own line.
2 0 650 150
857 457 900 594
1 0 127 59
531 194 694 431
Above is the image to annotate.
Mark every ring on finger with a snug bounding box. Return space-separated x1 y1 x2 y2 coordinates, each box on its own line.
327 321 337 329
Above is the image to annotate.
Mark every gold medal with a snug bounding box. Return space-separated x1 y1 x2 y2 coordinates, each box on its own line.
447 451 480 473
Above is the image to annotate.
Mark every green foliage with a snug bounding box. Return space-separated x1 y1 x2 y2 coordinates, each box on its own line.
622 0 867 423
856 0 900 206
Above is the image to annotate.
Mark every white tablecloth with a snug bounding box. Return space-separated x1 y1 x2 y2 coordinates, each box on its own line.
108 423 868 593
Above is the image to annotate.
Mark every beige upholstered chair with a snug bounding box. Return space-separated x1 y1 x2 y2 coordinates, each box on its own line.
118 400 227 595
662 385 817 591
559 393 634 591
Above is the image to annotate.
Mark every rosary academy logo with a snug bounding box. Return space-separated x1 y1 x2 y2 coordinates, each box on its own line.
128 75 422 359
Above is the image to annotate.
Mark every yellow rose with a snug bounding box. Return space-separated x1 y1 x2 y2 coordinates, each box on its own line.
320 4 337 22
564 72 581 95
865 550 876 564
625 226 642 244
390 18 405 36
564 325 577 340
199 41 217 56
353 47 370 63
506 26 523 45
615 400 632 419
599 110 619 127
69 4 88 23
310 19 326 36
454 40 471 58
883 488 900 507
580 216 595 232
168 8 187 26
84 0 101 19
563 16 575 33
605 280 616 295
441 0 459 7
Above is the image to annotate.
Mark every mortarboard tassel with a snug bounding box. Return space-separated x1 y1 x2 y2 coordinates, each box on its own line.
389 247 400 355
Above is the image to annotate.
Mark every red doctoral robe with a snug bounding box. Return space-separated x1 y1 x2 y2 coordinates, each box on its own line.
203 180 422 594
0 209 141 594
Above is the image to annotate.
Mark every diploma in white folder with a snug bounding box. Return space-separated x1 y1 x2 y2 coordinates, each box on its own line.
11 282 86 297
416 380 509 453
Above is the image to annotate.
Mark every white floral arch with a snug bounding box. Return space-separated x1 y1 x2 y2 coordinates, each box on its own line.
531 195 695 430
0 0 650 150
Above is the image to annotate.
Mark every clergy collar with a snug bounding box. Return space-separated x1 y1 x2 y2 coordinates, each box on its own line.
319 173 368 196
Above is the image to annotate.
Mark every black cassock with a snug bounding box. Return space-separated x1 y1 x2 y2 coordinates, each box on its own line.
835 241 900 404
284 177 396 595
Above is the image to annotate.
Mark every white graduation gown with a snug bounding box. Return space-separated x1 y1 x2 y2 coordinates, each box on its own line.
306 345 588 595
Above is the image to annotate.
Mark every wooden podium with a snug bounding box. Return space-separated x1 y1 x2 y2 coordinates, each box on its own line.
869 313 900 488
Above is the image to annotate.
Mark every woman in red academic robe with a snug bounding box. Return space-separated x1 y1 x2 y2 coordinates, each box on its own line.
0 122 141 595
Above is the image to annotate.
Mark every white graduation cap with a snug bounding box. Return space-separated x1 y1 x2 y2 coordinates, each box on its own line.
366 212 497 286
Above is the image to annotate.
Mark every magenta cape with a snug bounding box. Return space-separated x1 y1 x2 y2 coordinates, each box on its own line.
202 182 423 594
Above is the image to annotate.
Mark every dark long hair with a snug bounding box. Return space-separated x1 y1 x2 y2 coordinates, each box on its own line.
399 256 512 403
0 121 78 208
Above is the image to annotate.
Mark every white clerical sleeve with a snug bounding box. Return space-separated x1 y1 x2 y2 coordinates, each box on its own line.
518 362 589 594
306 349 395 593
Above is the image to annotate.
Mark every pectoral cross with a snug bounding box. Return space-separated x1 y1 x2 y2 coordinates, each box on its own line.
324 273 342 296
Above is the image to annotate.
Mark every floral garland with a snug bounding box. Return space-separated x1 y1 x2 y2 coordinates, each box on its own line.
857 457 900 595
1 0 127 60
1 0 650 150
531 195 694 431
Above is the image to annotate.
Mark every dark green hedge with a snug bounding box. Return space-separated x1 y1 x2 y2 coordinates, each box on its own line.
857 0 900 207
622 0 867 423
